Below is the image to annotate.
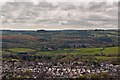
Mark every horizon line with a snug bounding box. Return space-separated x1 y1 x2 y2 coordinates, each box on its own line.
0 28 119 31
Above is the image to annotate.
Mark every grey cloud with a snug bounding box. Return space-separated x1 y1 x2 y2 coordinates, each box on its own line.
88 2 107 12
58 3 77 11
36 2 58 10
1 2 118 29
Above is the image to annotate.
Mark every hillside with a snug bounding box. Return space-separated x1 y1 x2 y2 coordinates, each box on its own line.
2 30 119 52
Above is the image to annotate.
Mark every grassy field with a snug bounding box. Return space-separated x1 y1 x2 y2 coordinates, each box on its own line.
9 48 35 52
7 47 119 56
3 47 119 61
95 56 118 60
37 47 119 55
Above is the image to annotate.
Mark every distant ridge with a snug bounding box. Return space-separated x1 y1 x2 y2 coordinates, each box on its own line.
0 29 119 32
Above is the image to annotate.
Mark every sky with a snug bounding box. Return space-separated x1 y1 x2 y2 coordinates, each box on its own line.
0 0 119 30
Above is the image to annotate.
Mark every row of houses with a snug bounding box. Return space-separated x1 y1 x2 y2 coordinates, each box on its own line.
2 60 119 79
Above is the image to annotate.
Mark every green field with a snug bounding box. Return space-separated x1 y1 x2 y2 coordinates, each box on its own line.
95 56 118 60
9 48 35 52
7 47 119 55
3 47 119 61
37 47 119 55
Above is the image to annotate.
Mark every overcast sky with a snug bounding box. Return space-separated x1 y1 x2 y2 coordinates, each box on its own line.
0 0 119 30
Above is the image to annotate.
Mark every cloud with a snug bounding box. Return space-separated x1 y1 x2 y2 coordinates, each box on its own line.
0 1 118 30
